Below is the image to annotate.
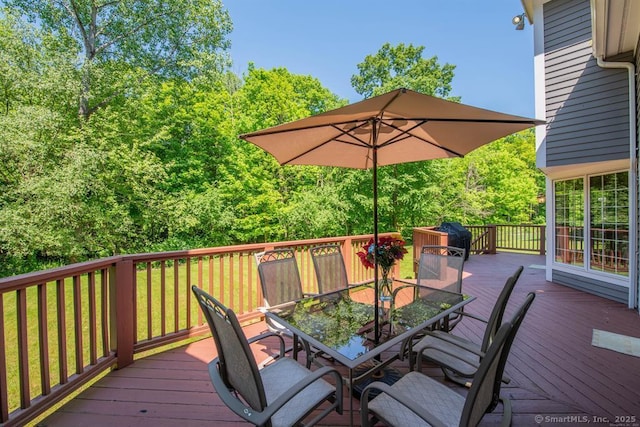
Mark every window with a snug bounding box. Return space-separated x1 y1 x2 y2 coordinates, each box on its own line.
589 172 629 276
555 178 584 267
554 171 629 277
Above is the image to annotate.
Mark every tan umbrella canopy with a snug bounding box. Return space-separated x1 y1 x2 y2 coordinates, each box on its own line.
240 87 543 342
240 88 543 169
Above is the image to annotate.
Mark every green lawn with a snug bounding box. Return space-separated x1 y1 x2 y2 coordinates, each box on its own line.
399 245 415 279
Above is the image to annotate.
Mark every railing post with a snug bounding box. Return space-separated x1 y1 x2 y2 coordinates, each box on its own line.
110 260 134 369
412 231 420 276
438 232 448 247
342 238 353 282
489 225 497 254
540 225 546 255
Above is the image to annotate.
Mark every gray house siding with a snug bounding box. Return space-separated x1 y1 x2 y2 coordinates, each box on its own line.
544 0 630 167
552 270 628 303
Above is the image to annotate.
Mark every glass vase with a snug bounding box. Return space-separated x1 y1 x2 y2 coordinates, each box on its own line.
379 270 393 303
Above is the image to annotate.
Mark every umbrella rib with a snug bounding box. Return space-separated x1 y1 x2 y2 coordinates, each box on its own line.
279 122 371 165
240 119 369 139
377 119 464 158
405 117 541 124
377 88 406 119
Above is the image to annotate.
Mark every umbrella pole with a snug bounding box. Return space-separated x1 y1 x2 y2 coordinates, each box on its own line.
372 144 380 345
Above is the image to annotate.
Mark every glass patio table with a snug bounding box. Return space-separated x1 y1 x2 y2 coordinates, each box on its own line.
264 281 475 425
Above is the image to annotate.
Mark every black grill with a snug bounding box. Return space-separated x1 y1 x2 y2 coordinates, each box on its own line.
437 222 472 260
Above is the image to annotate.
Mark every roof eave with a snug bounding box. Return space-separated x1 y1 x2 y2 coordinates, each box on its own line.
591 0 640 59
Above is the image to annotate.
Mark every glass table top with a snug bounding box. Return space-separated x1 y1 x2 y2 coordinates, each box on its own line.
265 283 472 362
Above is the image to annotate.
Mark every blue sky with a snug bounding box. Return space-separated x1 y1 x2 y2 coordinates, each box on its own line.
224 1 536 118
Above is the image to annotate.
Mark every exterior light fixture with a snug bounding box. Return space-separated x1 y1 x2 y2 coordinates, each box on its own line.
512 13 526 30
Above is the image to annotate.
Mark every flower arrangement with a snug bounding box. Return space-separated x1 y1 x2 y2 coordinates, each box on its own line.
357 236 408 299
357 236 408 272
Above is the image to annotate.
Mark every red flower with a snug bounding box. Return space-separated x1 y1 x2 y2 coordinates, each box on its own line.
356 236 408 272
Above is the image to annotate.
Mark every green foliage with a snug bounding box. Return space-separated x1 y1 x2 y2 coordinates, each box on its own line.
351 42 458 100
0 11 544 277
4 0 232 119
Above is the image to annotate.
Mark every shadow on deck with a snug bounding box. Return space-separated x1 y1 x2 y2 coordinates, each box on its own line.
40 252 640 426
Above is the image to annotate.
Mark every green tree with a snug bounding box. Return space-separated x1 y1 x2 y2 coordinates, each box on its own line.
351 42 457 100
0 11 176 274
220 65 347 243
5 0 232 120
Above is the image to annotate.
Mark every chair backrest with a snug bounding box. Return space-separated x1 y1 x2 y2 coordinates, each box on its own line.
255 248 304 307
479 266 524 353
191 285 268 412
461 291 536 426
416 245 466 293
310 244 350 294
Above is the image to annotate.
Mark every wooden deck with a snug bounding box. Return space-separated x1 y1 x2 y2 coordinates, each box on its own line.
39 253 640 427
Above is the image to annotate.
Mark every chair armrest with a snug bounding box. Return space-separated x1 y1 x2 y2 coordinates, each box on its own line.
247 330 286 358
456 311 489 324
346 279 376 289
391 282 421 299
360 381 448 427
416 337 511 385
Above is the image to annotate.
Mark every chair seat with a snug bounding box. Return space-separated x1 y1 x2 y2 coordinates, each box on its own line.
262 358 335 427
368 371 464 427
413 332 482 378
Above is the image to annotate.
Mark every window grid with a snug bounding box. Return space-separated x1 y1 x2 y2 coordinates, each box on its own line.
589 172 629 276
554 178 584 267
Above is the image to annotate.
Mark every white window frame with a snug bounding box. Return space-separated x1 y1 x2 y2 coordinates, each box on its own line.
551 169 631 289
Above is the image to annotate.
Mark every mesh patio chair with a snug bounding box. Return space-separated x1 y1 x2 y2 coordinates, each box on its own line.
255 248 307 307
410 266 524 386
360 291 536 427
192 286 343 427
415 246 466 292
392 245 467 354
396 245 467 332
416 245 466 331
310 244 367 294
255 248 314 364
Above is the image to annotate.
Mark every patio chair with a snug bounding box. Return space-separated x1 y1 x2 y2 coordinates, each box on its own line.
192 286 343 427
411 266 524 386
416 245 466 331
255 248 314 364
255 248 308 307
360 291 536 427
415 245 466 291
310 244 364 294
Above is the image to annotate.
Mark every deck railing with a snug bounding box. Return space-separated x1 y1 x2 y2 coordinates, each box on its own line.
0 233 400 427
412 224 546 271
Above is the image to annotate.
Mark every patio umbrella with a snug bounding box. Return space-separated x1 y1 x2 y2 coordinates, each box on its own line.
240 87 543 343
